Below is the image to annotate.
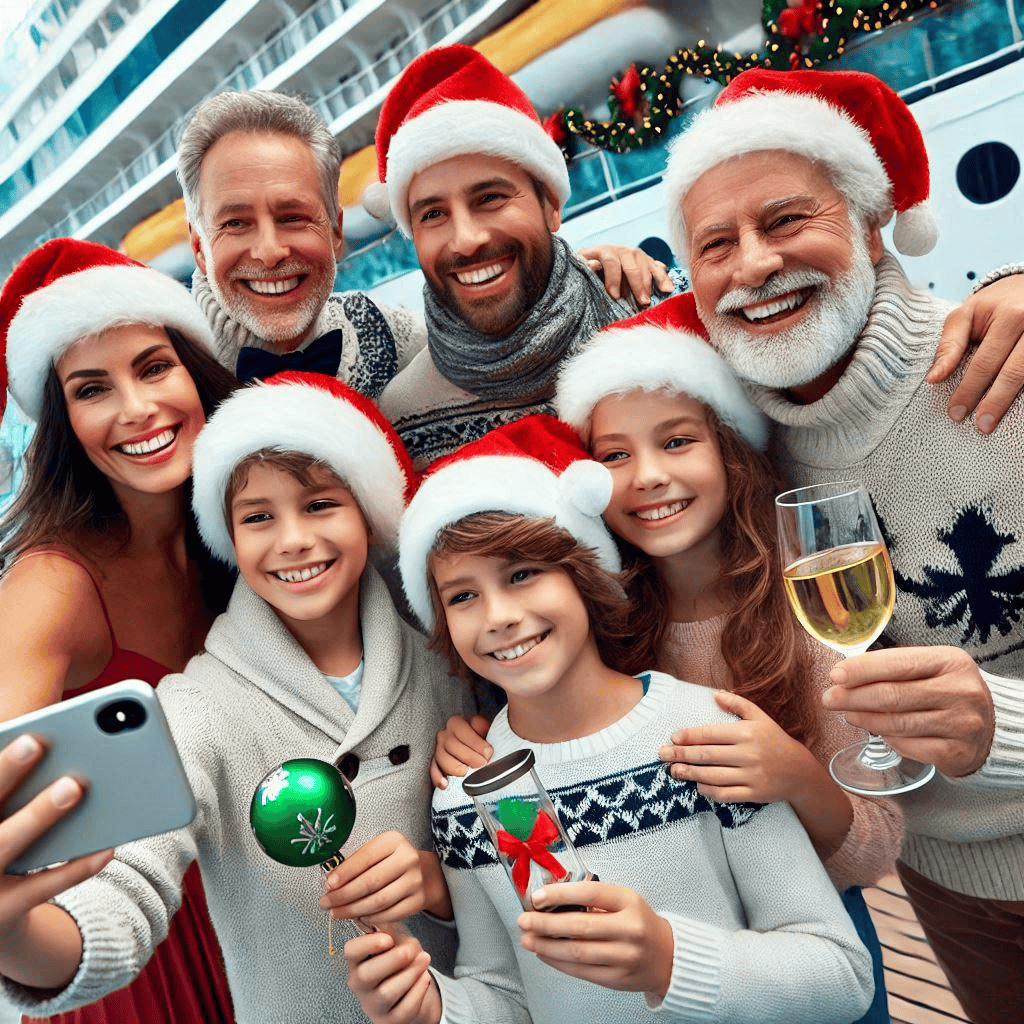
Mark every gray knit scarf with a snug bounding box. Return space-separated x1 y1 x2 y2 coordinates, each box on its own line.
424 234 634 403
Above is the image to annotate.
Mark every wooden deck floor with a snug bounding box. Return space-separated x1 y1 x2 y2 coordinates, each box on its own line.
863 874 968 1024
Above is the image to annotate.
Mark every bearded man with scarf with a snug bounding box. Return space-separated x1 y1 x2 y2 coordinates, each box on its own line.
373 46 644 469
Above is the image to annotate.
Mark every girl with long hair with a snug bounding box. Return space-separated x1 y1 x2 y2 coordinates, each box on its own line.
435 324 904 1024
0 238 236 1023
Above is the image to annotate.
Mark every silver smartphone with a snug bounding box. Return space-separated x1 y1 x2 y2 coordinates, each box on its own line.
1 679 197 874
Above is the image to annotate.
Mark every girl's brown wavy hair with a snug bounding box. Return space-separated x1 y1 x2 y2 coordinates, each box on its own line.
621 408 819 748
427 511 645 685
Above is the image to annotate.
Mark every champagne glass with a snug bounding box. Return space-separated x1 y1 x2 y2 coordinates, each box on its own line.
775 481 935 796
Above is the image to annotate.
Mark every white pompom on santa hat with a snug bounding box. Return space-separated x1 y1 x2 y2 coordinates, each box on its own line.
1 237 215 421
664 68 939 261
364 44 570 237
398 414 618 632
191 371 417 567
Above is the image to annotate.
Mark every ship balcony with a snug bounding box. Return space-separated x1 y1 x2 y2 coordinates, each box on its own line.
0 0 531 274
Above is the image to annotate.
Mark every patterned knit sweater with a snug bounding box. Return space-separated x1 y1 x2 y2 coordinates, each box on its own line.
192 270 427 396
377 251 634 471
747 251 1024 900
430 672 874 1024
1 569 472 1023
661 616 903 892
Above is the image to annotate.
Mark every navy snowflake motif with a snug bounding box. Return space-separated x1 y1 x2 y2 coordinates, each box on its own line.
342 294 398 399
882 505 1024 645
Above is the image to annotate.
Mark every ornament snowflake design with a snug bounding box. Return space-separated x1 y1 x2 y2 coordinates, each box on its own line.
292 807 337 856
258 767 290 805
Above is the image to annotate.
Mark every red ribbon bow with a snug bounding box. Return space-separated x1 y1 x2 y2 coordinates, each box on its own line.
496 810 569 896
610 64 643 119
778 0 822 38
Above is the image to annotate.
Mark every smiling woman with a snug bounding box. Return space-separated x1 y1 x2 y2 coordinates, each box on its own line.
0 238 237 1024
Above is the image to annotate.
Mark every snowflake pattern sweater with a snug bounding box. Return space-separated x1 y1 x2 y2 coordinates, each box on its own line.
1 568 473 1023
747 252 1024 900
430 672 874 1024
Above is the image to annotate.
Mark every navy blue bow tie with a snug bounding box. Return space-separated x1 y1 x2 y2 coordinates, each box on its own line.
236 329 345 382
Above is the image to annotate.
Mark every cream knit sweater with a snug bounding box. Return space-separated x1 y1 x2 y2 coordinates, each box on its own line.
747 252 1024 900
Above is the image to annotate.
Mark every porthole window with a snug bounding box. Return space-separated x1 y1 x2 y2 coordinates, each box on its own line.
956 142 1020 204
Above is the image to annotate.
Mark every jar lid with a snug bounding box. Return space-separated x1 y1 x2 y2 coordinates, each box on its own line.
463 748 535 796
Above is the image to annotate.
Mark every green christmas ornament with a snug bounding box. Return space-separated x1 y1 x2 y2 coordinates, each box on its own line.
250 758 357 869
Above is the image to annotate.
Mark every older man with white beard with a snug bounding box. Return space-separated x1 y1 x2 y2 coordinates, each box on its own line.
645 68 1024 1024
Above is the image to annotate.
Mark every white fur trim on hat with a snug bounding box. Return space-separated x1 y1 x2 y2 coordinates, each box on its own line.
664 92 891 263
191 380 408 566
386 100 571 237
398 454 619 632
556 325 768 451
6 264 215 420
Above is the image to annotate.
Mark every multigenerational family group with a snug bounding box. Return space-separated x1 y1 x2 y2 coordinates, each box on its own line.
0 42 1020 1024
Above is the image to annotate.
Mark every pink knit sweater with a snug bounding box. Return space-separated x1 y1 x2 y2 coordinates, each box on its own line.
660 614 904 892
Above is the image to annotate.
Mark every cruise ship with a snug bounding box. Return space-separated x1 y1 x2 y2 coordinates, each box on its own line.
1 0 1023 495
0 4 1022 1020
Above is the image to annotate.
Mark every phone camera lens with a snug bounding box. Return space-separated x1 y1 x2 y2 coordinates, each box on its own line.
95 698 147 734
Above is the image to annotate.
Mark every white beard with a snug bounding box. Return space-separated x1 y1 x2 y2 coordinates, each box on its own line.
703 228 877 391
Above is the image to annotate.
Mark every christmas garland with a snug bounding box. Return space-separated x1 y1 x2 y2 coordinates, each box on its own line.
549 0 949 158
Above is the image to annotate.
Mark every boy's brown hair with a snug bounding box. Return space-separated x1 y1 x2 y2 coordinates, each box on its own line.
427 511 645 684
224 449 359 537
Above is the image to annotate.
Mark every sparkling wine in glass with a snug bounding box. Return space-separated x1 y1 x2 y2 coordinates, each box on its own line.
775 482 935 796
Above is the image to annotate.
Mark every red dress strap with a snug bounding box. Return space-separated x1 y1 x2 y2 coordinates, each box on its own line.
12 550 170 693
11 551 235 1023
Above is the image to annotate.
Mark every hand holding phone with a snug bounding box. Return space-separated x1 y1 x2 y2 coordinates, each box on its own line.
0 680 197 874
0 732 112 989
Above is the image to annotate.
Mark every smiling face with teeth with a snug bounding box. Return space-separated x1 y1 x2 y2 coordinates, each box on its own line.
189 131 344 351
432 549 612 738
591 389 729 580
408 154 560 337
57 323 205 502
683 150 884 400
229 462 369 652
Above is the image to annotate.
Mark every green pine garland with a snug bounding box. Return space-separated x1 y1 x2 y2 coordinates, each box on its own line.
556 0 950 157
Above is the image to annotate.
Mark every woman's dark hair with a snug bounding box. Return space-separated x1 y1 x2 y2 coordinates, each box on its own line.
0 327 238 612
427 511 646 684
621 408 819 748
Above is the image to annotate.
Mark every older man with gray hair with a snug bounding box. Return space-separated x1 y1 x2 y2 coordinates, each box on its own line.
176 87 667 398
653 68 1024 1024
178 89 426 392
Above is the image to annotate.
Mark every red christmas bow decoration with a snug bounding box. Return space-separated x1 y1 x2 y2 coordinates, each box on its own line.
542 109 569 146
778 0 822 39
609 64 643 119
496 810 569 895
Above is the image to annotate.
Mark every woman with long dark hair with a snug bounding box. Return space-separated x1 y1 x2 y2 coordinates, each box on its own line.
0 238 236 1023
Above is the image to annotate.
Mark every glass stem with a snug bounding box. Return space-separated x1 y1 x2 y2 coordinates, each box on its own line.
857 734 903 771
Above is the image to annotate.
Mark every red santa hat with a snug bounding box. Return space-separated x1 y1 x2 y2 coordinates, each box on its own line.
364 44 570 237
191 371 416 566
398 415 619 632
556 292 768 451
664 68 939 261
1 238 215 421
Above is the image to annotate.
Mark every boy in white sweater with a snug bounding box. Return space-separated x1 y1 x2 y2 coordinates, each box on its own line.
345 415 873 1024
0 372 472 1023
